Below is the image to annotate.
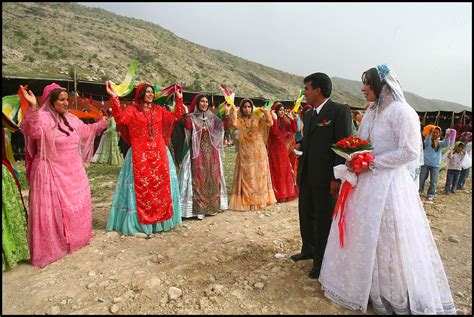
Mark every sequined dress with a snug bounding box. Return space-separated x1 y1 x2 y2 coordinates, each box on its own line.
110 96 185 224
267 118 299 202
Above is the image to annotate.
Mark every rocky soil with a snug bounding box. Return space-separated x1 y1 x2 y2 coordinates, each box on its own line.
2 152 472 315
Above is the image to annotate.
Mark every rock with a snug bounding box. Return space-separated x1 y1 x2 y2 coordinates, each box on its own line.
448 235 460 243
110 304 119 314
145 277 162 288
271 266 281 273
60 300 67 305
88 271 96 277
134 233 148 239
222 238 232 244
97 298 105 303
106 231 120 239
254 282 265 290
211 284 224 295
210 256 219 262
51 306 60 315
113 297 122 303
86 282 96 289
231 289 245 300
274 253 286 259
168 287 183 300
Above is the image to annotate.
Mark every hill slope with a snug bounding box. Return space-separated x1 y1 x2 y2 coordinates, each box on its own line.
2 2 470 112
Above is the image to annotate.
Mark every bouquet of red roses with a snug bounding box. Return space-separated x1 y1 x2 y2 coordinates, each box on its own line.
331 136 374 248
332 135 374 172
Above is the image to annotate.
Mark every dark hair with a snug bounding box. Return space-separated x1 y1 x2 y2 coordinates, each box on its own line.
195 95 209 112
303 72 332 98
239 98 254 116
361 68 383 99
138 84 154 102
50 88 73 136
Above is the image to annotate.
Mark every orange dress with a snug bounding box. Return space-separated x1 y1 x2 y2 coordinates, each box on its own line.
228 111 277 211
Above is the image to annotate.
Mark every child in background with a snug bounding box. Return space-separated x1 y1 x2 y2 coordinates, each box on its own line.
444 141 465 194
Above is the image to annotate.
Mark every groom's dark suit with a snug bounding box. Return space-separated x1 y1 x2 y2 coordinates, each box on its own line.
296 99 352 268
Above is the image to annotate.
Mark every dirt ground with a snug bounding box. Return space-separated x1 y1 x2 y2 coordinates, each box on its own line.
2 147 472 315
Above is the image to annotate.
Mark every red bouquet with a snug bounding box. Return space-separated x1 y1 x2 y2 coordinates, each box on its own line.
331 136 374 248
332 136 374 173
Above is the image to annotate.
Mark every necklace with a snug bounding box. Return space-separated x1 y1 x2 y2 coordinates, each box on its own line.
143 106 154 137
244 116 253 129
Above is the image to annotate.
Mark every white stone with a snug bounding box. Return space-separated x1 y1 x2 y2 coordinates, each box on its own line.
110 304 119 314
51 306 60 315
274 253 286 259
168 287 183 300
254 282 265 289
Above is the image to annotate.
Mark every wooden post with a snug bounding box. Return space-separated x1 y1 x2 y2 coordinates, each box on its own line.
451 111 455 127
74 67 78 110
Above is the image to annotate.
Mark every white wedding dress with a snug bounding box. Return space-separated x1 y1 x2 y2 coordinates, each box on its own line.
319 97 456 314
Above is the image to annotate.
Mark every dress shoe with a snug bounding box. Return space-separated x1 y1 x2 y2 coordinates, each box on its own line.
290 253 313 262
308 265 321 279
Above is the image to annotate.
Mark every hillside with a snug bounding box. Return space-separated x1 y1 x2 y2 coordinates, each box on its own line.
2 2 470 112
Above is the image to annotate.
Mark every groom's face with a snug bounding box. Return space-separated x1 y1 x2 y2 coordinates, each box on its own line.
304 81 320 106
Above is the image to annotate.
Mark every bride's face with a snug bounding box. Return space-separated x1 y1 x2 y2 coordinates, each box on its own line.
361 83 377 102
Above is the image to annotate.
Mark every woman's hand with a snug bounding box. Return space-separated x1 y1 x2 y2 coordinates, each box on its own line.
105 81 118 97
19 85 38 110
175 88 183 100
270 110 277 120
286 111 294 120
102 116 109 123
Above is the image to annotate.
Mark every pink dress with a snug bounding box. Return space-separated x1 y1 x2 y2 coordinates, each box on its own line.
20 108 106 268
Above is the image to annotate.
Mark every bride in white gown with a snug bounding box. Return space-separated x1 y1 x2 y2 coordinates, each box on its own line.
318 64 456 315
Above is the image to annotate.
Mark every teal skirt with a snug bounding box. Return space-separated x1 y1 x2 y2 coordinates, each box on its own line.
106 148 182 235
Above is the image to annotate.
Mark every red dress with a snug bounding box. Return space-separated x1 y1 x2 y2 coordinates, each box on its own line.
110 96 184 224
267 118 299 202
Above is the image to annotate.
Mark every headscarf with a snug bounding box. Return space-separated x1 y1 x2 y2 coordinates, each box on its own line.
188 94 224 159
23 83 99 181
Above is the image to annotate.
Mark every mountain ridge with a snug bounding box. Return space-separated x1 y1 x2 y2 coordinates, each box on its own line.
2 2 470 112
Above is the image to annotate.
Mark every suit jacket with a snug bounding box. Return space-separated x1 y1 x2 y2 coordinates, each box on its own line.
297 99 352 187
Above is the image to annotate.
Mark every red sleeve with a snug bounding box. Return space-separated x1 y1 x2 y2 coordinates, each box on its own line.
270 118 279 135
183 114 193 130
110 96 134 126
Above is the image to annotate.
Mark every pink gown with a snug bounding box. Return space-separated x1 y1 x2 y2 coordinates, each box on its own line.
20 108 106 268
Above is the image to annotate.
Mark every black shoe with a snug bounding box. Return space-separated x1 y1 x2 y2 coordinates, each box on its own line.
290 253 313 262
308 265 321 279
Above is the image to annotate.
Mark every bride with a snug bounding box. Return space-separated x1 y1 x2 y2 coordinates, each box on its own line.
318 64 456 315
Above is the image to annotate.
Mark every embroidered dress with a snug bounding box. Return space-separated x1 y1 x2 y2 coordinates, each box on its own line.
97 117 124 165
228 111 277 211
20 108 106 268
2 129 30 270
319 66 456 314
179 110 228 218
267 118 299 202
110 96 184 224
106 148 181 235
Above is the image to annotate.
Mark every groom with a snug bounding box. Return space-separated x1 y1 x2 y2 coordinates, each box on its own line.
293 73 352 279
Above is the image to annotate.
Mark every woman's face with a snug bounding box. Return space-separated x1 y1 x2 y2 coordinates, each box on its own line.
241 102 252 116
144 87 154 104
277 107 285 118
432 128 441 140
198 97 209 112
53 91 69 114
361 83 377 102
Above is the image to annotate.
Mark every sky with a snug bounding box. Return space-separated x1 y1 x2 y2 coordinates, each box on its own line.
80 2 472 108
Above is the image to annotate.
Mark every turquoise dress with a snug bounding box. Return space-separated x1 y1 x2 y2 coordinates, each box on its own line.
106 148 181 235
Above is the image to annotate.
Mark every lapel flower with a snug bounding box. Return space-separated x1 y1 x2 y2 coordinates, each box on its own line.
316 119 332 127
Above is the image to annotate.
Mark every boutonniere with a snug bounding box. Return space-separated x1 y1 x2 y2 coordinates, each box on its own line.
316 119 332 127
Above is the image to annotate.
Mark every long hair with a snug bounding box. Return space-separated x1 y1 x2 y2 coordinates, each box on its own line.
361 68 383 99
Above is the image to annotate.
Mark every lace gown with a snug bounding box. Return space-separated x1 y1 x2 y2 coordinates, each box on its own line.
319 101 456 314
